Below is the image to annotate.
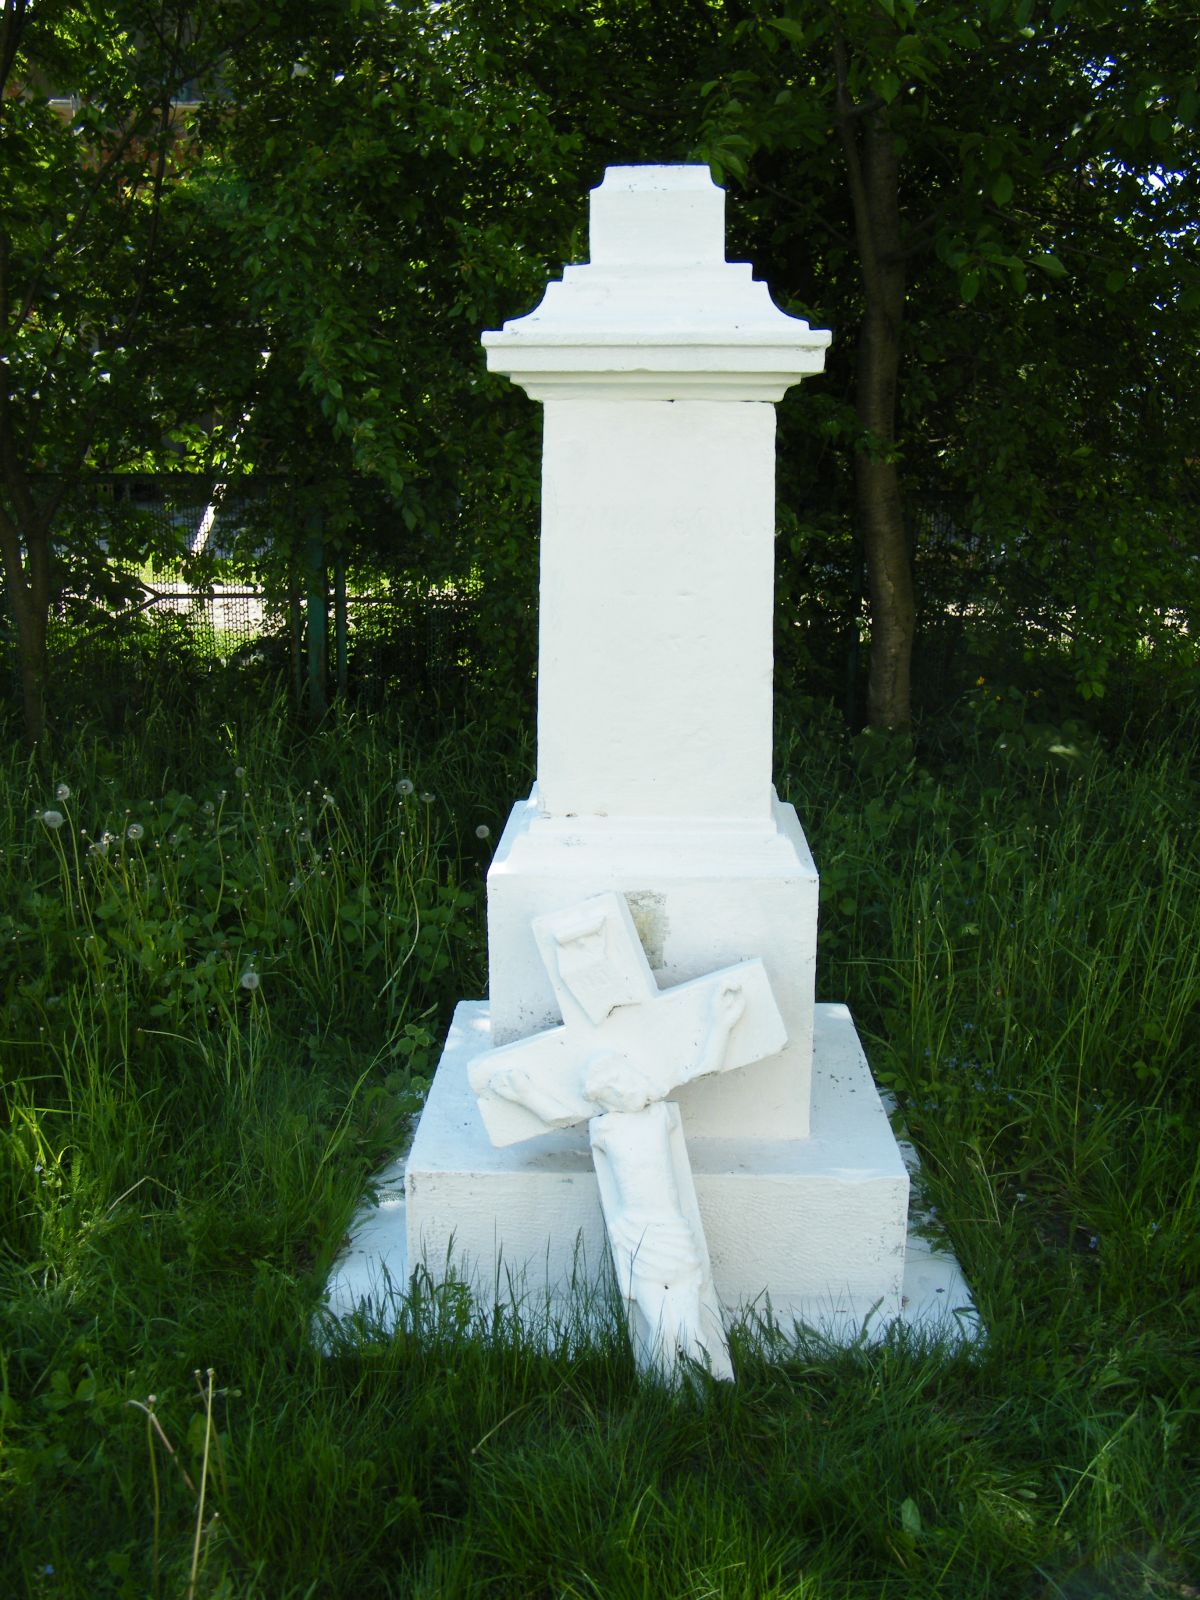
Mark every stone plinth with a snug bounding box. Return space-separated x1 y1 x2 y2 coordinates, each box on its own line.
404 1002 910 1338
483 165 829 830
485 792 818 1139
536 398 777 821
322 165 977 1365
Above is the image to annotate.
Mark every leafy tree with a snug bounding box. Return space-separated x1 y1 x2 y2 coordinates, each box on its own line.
694 0 1200 724
0 2 249 742
1 0 593 738
5 0 1194 742
193 0 593 709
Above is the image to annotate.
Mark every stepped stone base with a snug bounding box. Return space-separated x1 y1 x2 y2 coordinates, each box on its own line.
321 1002 978 1348
486 790 821 1141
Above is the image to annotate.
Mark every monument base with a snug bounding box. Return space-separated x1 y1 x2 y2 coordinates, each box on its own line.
321 1003 978 1349
486 789 821 1141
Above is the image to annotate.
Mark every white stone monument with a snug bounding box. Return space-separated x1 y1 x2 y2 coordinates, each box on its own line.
323 165 974 1370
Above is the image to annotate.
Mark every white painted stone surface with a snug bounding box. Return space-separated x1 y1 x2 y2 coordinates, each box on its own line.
588 164 724 268
591 1100 733 1382
486 791 818 1139
478 163 830 1158
323 163 979 1365
406 1002 913 1335
320 1155 407 1331
468 890 787 1380
482 166 830 404
323 1097 980 1349
484 167 827 823
537 399 777 821
472 891 785 1147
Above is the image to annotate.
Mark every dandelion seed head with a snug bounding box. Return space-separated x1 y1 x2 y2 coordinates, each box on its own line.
396 778 414 796
239 969 260 991
38 810 65 829
55 783 71 801
420 791 435 804
126 823 145 842
475 824 491 840
234 766 246 779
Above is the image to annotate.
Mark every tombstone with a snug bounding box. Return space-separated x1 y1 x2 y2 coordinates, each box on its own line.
323 165 974 1369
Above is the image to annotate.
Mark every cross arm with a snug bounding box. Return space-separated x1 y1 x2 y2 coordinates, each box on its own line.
468 1026 596 1148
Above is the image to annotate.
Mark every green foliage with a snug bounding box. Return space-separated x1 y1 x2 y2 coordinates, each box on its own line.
0 1 292 740
2 691 1199 1595
692 0 1200 709
6 0 1197 737
3 704 494 1060
780 686 1200 1396
186 0 588 701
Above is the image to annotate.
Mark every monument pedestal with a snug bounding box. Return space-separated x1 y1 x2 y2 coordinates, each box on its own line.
323 1004 974 1345
405 1000 909 1339
486 790 818 1140
320 165 978 1367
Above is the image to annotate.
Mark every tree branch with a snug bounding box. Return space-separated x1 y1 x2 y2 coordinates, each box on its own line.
833 31 887 309
0 0 30 98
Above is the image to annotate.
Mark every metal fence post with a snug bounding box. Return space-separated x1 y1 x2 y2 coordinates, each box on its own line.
333 555 348 701
305 514 327 721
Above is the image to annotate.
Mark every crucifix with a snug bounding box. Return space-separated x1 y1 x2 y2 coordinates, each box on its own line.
468 891 787 1381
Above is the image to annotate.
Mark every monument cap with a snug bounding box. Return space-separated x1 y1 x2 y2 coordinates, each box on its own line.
588 165 726 268
481 163 831 402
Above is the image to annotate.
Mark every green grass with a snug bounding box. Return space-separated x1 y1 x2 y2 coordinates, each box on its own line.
1 683 1198 1598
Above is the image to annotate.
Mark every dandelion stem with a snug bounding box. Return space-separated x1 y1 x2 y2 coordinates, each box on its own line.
187 1369 216 1600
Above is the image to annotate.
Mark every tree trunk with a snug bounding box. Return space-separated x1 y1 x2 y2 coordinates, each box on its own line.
0 510 52 747
14 593 48 746
837 75 916 729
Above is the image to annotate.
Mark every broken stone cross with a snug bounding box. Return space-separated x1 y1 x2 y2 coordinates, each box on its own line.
468 891 786 1379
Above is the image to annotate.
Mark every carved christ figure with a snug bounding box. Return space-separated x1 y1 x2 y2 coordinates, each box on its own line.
488 976 747 1378
468 892 787 1382
489 977 747 1126
585 1059 708 1375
